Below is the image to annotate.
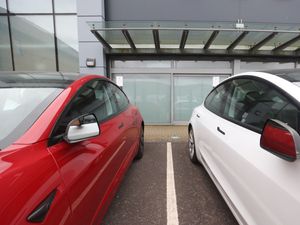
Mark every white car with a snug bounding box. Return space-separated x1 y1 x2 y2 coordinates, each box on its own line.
188 69 300 225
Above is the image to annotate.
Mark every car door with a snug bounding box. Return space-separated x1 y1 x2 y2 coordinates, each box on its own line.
107 82 140 158
47 79 128 225
193 80 231 165
199 77 300 224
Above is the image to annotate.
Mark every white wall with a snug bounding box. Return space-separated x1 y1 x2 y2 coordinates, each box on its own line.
77 0 106 75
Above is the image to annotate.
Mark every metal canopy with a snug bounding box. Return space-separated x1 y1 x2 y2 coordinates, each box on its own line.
88 21 300 58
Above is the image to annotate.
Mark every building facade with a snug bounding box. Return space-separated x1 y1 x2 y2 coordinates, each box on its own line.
1 0 300 124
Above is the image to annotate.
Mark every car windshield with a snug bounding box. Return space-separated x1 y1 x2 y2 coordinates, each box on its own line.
0 88 62 149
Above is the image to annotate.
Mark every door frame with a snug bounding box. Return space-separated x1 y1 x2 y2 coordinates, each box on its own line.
110 63 232 125
172 74 230 125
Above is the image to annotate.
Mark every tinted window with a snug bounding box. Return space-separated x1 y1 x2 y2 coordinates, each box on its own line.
9 0 52 13
204 81 232 115
108 83 129 112
224 78 299 132
10 16 56 71
51 80 118 138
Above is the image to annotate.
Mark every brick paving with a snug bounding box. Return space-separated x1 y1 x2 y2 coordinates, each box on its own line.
144 125 188 142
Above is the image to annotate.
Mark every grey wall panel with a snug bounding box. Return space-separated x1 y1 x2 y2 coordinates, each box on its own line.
105 0 300 23
78 42 105 67
78 0 104 16
77 0 107 75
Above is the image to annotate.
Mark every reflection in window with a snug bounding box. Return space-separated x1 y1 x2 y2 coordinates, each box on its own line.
0 0 6 13
121 74 171 123
109 83 129 111
9 0 52 13
174 76 213 121
55 0 77 13
11 16 56 71
225 79 299 132
0 16 13 70
56 16 79 72
205 81 232 116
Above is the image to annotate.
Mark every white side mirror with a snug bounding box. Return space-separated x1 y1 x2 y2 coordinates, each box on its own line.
64 114 100 143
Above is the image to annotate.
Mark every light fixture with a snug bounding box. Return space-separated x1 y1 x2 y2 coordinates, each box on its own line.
86 58 96 67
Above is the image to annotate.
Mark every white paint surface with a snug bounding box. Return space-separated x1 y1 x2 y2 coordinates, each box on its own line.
167 142 179 225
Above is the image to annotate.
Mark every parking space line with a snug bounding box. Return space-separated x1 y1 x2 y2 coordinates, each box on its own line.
167 142 179 225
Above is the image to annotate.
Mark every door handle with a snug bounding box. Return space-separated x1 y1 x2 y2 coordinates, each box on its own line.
27 190 56 223
196 114 200 118
217 126 225 135
118 122 124 129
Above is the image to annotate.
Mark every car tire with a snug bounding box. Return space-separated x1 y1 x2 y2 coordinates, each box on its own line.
188 128 198 164
135 126 144 160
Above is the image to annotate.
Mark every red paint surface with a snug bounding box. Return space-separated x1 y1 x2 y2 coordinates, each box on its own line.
0 75 143 225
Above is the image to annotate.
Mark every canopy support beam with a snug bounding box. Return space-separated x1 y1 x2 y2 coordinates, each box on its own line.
122 30 136 50
179 30 189 49
204 31 219 50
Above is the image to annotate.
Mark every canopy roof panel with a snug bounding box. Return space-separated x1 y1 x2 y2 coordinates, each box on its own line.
89 21 300 57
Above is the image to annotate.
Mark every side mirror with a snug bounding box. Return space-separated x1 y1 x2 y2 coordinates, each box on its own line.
64 114 100 144
260 119 300 162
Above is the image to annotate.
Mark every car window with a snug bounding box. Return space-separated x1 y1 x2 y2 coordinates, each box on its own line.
223 78 299 132
204 81 232 115
51 80 119 140
107 83 129 112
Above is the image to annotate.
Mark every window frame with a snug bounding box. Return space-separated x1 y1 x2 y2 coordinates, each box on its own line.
204 75 300 134
48 78 130 146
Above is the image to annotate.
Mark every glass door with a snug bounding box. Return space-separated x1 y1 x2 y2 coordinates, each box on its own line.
113 73 171 124
173 75 228 122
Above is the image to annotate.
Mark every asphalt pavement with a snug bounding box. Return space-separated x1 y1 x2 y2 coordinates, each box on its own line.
101 142 238 225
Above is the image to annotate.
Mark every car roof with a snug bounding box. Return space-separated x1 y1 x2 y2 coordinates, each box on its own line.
232 70 300 102
0 72 81 88
261 68 300 83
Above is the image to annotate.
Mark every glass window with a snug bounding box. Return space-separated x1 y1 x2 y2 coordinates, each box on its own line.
113 60 172 68
51 80 118 138
223 78 299 132
117 74 171 124
0 16 13 70
0 88 62 149
240 61 294 72
174 76 213 121
108 83 129 112
204 81 232 116
9 0 52 13
176 61 231 69
0 0 6 13
10 16 56 71
55 16 79 72
54 0 77 13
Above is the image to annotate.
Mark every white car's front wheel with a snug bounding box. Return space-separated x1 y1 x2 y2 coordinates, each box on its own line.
188 128 198 164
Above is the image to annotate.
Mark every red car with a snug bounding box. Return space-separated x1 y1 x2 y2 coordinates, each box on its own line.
0 72 144 225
